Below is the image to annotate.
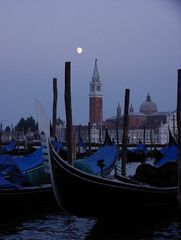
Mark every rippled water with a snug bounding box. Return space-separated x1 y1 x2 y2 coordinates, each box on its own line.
0 209 181 240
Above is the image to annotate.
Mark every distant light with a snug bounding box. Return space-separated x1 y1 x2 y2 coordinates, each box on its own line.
76 47 83 54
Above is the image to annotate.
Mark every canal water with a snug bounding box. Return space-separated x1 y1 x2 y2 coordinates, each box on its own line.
0 208 181 240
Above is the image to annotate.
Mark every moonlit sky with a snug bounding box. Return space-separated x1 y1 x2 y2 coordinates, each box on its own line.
0 0 181 127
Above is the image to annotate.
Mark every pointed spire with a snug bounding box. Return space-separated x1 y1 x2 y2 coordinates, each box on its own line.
117 102 121 110
129 103 134 113
146 93 151 102
117 102 121 118
92 59 100 82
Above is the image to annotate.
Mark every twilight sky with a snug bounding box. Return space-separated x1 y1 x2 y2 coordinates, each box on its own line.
0 0 181 127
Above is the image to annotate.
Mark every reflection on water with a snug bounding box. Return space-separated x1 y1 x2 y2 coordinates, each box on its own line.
0 210 181 240
151 221 181 240
86 218 179 240
0 211 96 240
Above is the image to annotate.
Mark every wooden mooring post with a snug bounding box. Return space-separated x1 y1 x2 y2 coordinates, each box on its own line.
177 68 181 211
0 123 2 147
65 62 73 165
78 124 81 155
52 78 58 138
121 89 130 176
88 122 91 151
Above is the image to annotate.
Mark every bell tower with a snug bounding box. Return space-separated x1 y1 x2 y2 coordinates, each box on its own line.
89 59 103 128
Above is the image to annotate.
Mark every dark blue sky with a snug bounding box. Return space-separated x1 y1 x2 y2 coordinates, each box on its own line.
0 0 181 127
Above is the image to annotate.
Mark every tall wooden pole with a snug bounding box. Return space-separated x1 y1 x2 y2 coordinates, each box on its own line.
65 62 73 164
116 119 119 146
173 114 176 139
121 89 130 176
150 129 153 151
99 125 102 146
143 126 146 145
0 123 2 147
52 78 58 138
177 68 181 210
78 124 81 155
17 127 20 155
88 122 91 151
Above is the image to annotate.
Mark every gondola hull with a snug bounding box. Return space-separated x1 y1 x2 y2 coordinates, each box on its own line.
49 143 178 220
0 184 56 216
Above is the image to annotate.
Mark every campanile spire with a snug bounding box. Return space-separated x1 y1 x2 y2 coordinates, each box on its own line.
89 59 103 128
92 59 100 82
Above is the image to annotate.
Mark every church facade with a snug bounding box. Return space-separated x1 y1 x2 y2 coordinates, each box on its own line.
104 94 171 145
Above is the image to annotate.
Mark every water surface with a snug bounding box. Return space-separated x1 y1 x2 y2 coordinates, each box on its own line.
0 210 181 240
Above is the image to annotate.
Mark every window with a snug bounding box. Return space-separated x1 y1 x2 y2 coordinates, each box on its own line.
97 86 101 91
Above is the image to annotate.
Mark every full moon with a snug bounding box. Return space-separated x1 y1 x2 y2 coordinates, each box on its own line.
76 47 83 54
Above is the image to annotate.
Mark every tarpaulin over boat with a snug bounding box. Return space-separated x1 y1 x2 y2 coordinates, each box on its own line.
76 137 87 153
129 143 148 154
13 148 44 172
52 141 64 152
126 142 148 162
73 160 94 174
0 141 16 153
0 175 16 188
0 148 49 187
155 145 178 168
74 144 119 175
0 154 28 186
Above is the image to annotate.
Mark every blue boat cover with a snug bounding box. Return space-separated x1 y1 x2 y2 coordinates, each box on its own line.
0 141 16 152
130 143 148 154
52 141 64 152
155 145 178 168
0 175 16 188
74 144 119 175
0 148 48 188
0 154 28 186
12 148 44 172
77 137 87 153
73 160 94 174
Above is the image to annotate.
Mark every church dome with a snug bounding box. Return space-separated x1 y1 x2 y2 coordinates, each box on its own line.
139 94 158 114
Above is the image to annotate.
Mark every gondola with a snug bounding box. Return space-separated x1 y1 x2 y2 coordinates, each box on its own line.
150 129 178 164
0 183 55 216
0 162 55 217
48 140 178 220
0 147 50 186
126 141 148 163
0 141 56 216
0 141 17 154
73 129 120 176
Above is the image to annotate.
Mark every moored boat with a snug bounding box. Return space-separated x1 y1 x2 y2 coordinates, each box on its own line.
49 140 178 220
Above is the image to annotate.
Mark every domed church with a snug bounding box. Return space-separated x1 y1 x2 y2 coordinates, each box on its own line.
104 94 170 144
139 94 158 114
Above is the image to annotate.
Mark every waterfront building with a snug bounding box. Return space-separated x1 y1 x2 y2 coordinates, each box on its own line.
56 60 176 146
104 94 171 145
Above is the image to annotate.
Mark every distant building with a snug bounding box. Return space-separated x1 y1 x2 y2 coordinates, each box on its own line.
104 94 171 145
56 60 176 146
89 59 103 127
89 59 103 143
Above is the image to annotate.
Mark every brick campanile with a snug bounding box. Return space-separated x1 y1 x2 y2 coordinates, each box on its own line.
89 59 103 128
